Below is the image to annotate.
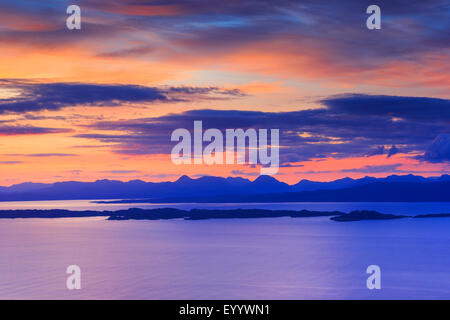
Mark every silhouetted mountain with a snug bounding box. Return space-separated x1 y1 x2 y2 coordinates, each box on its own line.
206 181 450 202
251 175 290 193
0 174 448 202
290 174 448 192
291 176 376 192
0 182 51 193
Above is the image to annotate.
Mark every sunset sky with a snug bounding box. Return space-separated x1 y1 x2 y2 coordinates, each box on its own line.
0 0 449 185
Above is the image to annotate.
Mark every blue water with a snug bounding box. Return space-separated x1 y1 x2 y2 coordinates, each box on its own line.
0 201 449 299
1 200 450 215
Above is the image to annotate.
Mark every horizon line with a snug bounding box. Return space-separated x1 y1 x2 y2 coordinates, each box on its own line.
1 173 449 188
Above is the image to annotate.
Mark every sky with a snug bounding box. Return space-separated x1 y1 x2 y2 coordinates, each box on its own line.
0 0 449 185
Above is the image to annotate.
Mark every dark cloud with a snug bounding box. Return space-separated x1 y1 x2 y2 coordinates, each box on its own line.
0 125 71 135
367 146 386 157
421 134 450 163
75 94 450 163
321 94 450 121
387 145 400 158
22 114 67 121
7 153 78 157
0 80 245 114
342 164 404 173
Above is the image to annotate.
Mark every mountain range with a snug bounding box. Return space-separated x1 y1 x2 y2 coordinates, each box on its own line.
0 174 449 202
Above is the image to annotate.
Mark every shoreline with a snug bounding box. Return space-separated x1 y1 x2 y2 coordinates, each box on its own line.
0 208 449 222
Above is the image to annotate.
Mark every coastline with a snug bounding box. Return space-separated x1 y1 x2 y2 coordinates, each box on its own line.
0 207 449 222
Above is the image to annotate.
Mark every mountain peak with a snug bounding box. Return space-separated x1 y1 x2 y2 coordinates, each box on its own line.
227 176 251 183
253 175 281 184
176 175 193 183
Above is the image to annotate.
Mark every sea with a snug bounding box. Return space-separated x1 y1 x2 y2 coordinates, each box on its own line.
1 200 450 299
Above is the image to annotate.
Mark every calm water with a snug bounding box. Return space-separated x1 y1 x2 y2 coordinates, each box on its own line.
1 201 450 299
1 200 450 215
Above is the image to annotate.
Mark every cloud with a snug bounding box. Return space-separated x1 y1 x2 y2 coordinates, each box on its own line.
421 134 450 163
342 164 404 173
231 170 259 177
321 94 450 121
22 114 67 121
0 1 448 88
0 80 245 114
0 125 71 136
97 46 156 58
100 170 141 174
367 146 385 157
75 94 450 163
387 145 400 158
7 153 78 157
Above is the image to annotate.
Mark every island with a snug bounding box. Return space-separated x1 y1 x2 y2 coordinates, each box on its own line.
330 210 410 222
414 213 450 219
1 208 449 222
0 208 343 220
107 208 344 220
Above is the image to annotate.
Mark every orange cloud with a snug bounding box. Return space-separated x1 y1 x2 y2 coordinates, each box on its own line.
219 39 450 93
0 10 59 32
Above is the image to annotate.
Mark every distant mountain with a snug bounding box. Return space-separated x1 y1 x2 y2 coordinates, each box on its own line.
119 181 449 203
291 174 450 192
0 174 448 202
250 175 290 193
201 181 450 202
291 177 375 192
0 182 51 193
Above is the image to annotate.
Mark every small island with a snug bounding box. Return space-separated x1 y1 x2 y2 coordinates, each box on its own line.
330 210 410 222
414 213 450 219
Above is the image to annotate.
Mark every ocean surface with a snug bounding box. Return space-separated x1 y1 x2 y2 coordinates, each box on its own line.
1 200 450 299
1 199 450 215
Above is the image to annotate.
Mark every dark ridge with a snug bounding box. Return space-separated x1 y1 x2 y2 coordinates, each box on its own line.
1 208 449 222
0 174 449 202
414 213 450 218
0 209 112 218
108 208 345 221
0 208 343 220
330 210 410 222
93 181 450 203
